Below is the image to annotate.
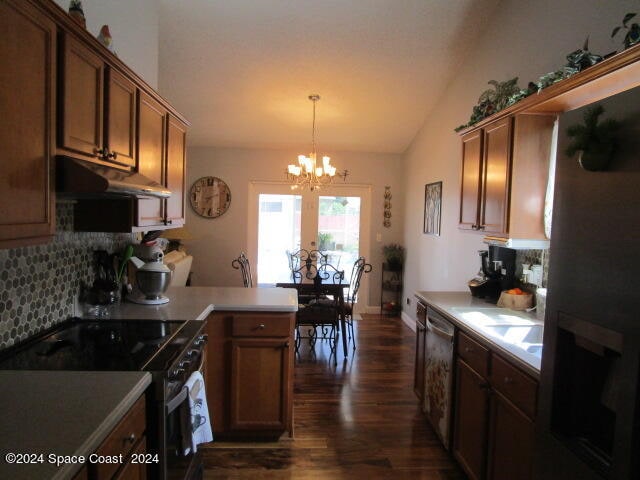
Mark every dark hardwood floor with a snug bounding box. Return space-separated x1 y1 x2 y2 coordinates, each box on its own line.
201 314 466 479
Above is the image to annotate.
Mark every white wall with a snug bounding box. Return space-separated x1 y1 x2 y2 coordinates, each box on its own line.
184 147 403 308
54 0 159 88
401 0 638 318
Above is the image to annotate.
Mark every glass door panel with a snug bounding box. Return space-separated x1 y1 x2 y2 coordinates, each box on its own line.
317 196 361 283
257 194 301 285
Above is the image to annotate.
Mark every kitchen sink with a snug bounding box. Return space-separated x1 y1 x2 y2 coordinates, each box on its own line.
480 324 544 344
525 344 543 356
451 307 537 326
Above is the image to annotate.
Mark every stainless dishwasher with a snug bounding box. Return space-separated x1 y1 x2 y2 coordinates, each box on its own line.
423 307 455 450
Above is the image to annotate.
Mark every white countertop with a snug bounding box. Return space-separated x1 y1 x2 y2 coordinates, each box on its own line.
0 371 151 480
107 286 299 321
415 291 543 377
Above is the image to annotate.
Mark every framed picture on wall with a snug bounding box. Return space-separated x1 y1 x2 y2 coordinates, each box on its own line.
424 181 442 236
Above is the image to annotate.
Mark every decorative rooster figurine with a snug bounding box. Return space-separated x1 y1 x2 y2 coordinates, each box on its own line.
97 25 116 55
68 0 86 28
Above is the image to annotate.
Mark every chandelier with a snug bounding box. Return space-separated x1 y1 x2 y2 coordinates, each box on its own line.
287 94 347 190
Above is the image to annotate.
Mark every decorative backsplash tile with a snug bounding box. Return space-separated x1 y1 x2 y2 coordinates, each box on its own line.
515 249 549 288
0 203 134 349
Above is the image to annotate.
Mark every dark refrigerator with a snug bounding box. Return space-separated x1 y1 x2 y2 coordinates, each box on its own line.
535 87 640 479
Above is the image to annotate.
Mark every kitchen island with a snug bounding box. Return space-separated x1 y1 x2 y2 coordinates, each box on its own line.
0 371 151 480
109 286 298 320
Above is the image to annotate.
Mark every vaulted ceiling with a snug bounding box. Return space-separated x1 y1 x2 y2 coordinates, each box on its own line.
158 0 499 153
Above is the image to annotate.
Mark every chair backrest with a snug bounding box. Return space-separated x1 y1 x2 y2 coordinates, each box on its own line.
231 252 253 287
316 262 345 285
287 249 330 283
347 257 372 304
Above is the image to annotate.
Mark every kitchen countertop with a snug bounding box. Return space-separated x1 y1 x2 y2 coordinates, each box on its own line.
0 370 151 480
415 291 543 377
106 286 299 321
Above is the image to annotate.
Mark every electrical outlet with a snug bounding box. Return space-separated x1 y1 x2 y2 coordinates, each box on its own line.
406 297 411 305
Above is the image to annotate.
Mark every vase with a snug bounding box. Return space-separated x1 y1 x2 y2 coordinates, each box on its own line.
578 147 613 172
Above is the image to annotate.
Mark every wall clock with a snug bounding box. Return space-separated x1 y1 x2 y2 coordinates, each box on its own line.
189 176 231 218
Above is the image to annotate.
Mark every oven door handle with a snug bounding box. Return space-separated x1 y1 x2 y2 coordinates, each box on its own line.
166 387 188 415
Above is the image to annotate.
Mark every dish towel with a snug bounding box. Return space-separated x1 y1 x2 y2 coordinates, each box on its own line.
182 371 213 455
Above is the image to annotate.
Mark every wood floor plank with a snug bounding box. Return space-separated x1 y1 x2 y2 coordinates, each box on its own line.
201 314 466 479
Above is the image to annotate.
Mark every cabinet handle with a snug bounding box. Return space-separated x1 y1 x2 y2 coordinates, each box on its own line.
478 225 486 231
125 433 136 444
284 341 290 348
164 218 173 225
258 324 265 329
464 347 474 353
94 147 108 158
503 377 513 384
106 151 118 160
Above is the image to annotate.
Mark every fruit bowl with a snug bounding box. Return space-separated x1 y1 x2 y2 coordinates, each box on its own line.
497 288 533 311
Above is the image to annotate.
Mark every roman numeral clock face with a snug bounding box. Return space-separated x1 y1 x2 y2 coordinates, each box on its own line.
189 176 231 218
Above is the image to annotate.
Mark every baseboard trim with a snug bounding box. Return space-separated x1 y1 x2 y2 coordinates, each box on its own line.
401 311 415 332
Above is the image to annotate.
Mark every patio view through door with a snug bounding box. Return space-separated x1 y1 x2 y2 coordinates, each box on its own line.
248 182 371 310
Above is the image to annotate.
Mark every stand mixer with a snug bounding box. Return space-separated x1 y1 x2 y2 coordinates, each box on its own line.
127 243 172 305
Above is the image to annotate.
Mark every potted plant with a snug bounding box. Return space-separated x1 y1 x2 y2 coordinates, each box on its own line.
565 105 620 171
612 13 640 49
382 243 405 271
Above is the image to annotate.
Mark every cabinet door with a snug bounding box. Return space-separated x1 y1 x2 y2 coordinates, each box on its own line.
137 92 166 227
105 68 137 168
480 118 512 234
165 116 187 226
414 315 426 401
453 359 490 480
113 437 147 480
0 0 55 247
60 34 104 160
459 130 483 230
487 391 534 480
230 337 291 431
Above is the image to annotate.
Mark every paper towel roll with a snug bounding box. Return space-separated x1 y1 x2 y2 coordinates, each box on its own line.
166 253 193 287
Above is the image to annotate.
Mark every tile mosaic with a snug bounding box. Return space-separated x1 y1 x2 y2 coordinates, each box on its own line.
0 203 134 348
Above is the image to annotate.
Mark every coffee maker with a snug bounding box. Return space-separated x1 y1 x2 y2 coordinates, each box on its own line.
468 246 516 302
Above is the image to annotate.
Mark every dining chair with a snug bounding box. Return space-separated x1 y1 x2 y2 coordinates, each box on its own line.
287 249 329 284
231 252 253 287
343 257 372 349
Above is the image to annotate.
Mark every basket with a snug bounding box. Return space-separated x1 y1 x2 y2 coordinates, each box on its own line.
497 291 533 311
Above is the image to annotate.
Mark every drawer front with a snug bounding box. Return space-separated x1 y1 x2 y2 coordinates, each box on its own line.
457 332 489 378
231 313 292 337
94 395 146 479
490 353 538 419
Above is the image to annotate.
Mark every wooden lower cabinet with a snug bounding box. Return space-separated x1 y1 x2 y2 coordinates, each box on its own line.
487 391 534 480
89 394 147 480
206 311 295 439
453 332 538 480
230 337 291 431
453 359 490 480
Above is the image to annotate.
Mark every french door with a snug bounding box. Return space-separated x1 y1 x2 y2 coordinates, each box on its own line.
248 182 371 308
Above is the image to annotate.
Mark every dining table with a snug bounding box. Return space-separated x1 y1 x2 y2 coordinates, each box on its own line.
276 281 350 358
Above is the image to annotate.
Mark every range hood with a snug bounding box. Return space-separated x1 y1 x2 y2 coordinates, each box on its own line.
56 158 171 199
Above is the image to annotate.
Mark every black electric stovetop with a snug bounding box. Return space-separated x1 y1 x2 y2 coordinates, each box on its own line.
0 319 187 372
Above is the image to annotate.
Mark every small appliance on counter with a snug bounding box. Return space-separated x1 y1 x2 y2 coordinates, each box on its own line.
127 239 173 305
468 246 516 302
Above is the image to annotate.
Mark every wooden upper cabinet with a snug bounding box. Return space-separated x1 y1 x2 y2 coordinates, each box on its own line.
165 116 187 226
480 117 512 235
459 130 483 230
458 114 554 240
137 92 166 227
0 0 56 247
105 68 137 168
59 33 140 169
59 33 104 160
